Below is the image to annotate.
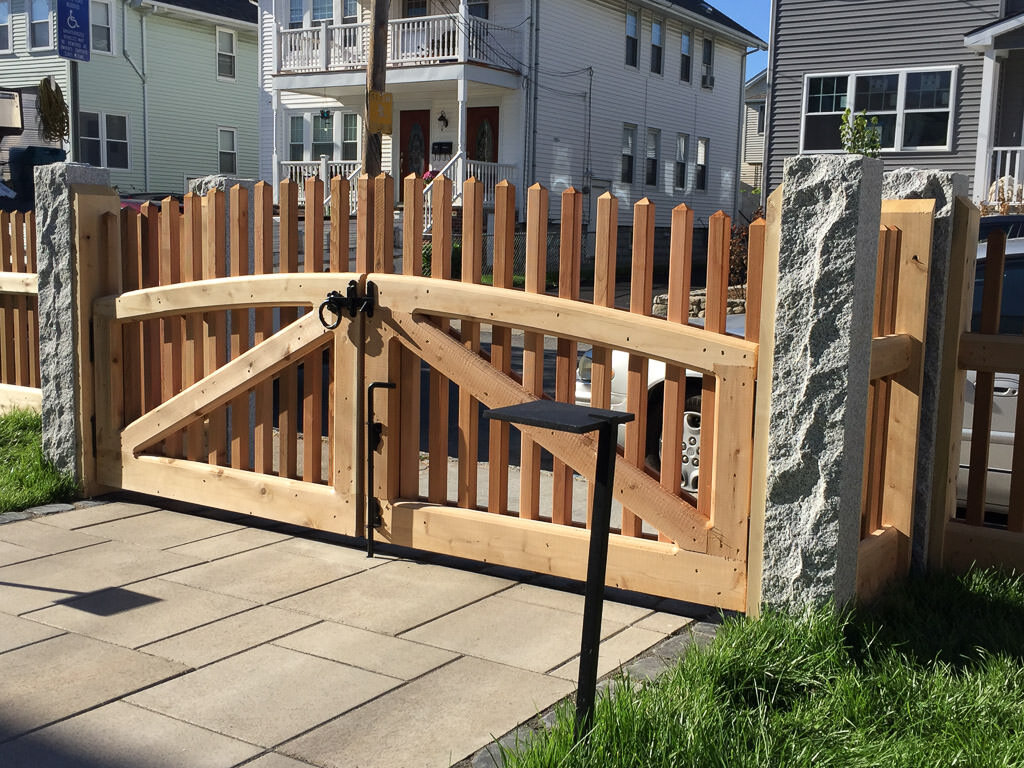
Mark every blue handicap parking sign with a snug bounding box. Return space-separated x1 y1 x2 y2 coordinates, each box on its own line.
57 0 90 63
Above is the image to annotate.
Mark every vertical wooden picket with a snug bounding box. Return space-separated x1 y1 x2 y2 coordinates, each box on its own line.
278 180 299 479
181 193 204 461
202 189 228 467
520 182 549 521
488 180 515 514
458 178 484 509
552 187 582 525
399 173 424 499
330 175 349 272
253 181 275 476
428 175 453 504
622 198 655 537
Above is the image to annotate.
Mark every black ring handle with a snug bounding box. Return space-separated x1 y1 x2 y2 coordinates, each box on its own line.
318 291 344 330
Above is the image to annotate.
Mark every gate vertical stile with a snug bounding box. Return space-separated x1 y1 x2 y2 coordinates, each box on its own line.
520 182 548 521
488 180 516 515
427 175 453 504
458 177 484 510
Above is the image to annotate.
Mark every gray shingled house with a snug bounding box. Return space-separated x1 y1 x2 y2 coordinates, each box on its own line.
766 0 1024 207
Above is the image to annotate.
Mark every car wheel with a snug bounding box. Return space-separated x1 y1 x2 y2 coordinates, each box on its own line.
644 386 702 473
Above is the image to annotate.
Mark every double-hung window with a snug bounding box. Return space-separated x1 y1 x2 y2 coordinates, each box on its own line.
79 112 129 169
801 67 955 152
29 0 52 50
757 103 766 135
696 138 708 191
405 0 427 17
0 1 12 52
680 31 691 83
645 128 660 186
621 124 636 184
468 0 488 19
289 116 304 161
675 134 688 189
701 39 714 86
311 0 331 24
289 0 303 28
219 128 237 174
217 28 236 80
91 0 112 53
341 114 359 161
312 113 334 159
342 0 358 22
650 18 663 75
625 7 638 68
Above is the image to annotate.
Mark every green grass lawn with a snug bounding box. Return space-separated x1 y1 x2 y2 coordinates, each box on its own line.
0 408 78 515
503 568 1024 767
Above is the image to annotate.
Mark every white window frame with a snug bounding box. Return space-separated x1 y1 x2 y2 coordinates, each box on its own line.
650 17 663 75
621 123 636 185
696 137 708 192
624 6 638 68
645 127 660 187
288 114 306 161
799 66 957 154
218 127 237 174
28 0 53 51
675 133 688 190
216 27 236 81
701 38 714 78
79 111 130 170
91 0 114 55
0 0 12 53
341 113 359 161
679 29 691 83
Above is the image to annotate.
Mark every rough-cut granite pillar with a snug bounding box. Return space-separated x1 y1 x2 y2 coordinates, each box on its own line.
760 154 882 610
881 170 969 572
35 163 111 480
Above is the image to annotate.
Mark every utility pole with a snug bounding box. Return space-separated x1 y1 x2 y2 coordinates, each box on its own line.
363 0 388 176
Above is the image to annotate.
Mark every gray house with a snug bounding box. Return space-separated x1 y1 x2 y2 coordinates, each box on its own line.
766 0 1024 207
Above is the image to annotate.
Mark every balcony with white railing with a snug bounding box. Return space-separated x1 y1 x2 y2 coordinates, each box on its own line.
277 14 522 76
984 147 1024 211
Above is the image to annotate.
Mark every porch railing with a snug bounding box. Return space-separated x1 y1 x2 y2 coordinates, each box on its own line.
467 160 517 205
277 14 521 74
986 147 1024 210
282 159 360 213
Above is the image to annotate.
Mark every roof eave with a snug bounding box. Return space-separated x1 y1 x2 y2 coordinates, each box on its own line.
141 0 258 31
641 0 767 50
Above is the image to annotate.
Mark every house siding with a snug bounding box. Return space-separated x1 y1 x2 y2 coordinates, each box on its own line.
0 0 70 173
533 0 747 227
142 17 258 193
767 0 1001 196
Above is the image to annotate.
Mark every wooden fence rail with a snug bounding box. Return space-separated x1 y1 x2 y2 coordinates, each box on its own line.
0 211 40 412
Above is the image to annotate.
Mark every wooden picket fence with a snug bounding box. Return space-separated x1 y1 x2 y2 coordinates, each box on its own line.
934 201 1024 571
0 210 40 413
75 173 766 610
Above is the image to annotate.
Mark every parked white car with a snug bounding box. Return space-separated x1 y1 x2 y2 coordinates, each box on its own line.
576 217 1024 514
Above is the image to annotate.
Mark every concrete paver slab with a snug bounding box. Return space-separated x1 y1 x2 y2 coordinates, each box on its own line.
550 625 669 681
35 502 158 530
282 656 574 768
161 543 366 604
80 509 242 550
401 594 625 674
127 644 400 747
28 577 258 649
0 541 40 568
140 606 320 668
270 535 395 568
244 753 320 768
501 583 653 625
274 621 458 681
0 633 187 741
274 560 512 635
0 520 109 556
0 611 63 653
0 701 261 768
166 527 290 561
0 542 202 615
634 611 694 635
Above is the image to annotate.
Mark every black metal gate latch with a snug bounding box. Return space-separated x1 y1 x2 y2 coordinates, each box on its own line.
318 280 374 329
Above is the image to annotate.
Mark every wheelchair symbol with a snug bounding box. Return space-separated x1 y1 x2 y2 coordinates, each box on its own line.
66 12 79 30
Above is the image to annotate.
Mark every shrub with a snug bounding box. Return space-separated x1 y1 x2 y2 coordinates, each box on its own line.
840 107 881 158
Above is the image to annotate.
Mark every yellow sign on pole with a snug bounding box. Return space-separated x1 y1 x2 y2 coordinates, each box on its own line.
367 91 393 135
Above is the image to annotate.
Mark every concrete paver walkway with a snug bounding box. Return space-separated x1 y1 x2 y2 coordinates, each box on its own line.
0 501 706 767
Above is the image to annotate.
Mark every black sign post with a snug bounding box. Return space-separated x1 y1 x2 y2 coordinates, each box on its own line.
483 399 634 740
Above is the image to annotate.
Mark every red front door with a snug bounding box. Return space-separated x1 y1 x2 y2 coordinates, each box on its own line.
400 110 431 200
466 106 499 163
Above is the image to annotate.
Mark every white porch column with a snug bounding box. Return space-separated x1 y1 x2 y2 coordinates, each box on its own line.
973 48 1000 203
272 88 282 202
457 0 469 189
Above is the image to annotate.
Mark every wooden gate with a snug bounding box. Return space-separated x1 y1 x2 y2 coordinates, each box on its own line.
86 174 763 611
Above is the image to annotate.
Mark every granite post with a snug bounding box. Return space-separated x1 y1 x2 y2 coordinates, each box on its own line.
35 162 111 483
880 170 969 572
759 154 882 610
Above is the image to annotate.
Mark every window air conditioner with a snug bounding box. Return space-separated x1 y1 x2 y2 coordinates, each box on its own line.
701 74 715 89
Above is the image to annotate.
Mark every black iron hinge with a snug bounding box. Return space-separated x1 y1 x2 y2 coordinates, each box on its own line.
317 280 374 329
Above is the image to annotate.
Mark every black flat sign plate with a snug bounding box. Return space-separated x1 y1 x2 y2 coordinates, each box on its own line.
484 400 634 434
